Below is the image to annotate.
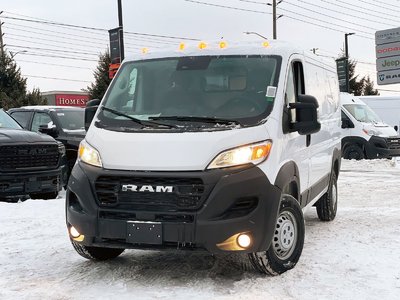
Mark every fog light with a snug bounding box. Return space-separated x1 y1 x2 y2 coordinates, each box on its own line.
70 226 80 238
237 234 251 248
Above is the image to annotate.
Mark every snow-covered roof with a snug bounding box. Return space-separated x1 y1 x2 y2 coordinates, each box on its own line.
18 106 84 111
124 40 304 62
340 92 367 105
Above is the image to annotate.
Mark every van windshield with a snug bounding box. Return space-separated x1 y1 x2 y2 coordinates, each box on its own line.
343 104 382 124
98 55 281 130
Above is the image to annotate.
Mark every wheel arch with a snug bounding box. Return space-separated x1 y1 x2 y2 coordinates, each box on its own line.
274 161 300 202
342 136 368 156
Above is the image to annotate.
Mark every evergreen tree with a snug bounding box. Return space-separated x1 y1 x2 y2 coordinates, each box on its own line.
363 76 379 95
0 53 27 109
338 54 379 96
24 88 47 106
86 51 111 100
348 59 365 96
0 52 46 109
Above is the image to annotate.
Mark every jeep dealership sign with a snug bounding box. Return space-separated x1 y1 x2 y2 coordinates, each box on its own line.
376 27 400 85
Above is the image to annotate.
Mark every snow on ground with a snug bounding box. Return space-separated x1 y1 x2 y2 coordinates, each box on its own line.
1 159 400 300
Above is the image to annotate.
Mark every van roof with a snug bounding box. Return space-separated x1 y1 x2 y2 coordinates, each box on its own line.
124 40 322 63
340 93 366 105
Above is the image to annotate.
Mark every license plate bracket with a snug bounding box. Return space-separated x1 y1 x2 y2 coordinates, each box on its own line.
126 221 162 245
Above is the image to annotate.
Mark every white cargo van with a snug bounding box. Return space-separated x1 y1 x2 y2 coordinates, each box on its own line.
66 41 341 275
341 93 400 159
359 95 400 131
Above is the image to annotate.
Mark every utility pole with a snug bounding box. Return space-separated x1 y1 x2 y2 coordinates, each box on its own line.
0 11 5 58
117 0 125 61
272 0 277 40
344 33 355 93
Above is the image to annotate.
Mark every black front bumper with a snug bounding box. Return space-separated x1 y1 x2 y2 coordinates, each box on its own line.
66 162 282 254
0 167 63 199
365 136 400 159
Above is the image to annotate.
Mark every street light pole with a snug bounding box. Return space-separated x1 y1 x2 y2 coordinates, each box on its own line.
344 33 355 93
345 32 355 58
117 0 125 61
244 31 268 40
272 0 277 39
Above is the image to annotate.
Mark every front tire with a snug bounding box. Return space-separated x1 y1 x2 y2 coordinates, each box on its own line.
71 240 125 261
249 195 305 275
343 144 364 160
316 172 338 221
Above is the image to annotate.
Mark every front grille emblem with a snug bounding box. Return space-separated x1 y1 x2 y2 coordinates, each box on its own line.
121 184 173 193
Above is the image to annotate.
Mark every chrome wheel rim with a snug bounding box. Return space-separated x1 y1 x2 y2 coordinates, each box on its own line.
272 211 297 260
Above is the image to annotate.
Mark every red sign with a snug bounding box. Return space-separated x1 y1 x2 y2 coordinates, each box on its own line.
55 94 89 107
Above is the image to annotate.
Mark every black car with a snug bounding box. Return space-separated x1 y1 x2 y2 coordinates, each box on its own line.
9 106 85 177
0 108 65 201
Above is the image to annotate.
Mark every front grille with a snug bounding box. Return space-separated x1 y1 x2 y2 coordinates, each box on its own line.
99 210 195 223
95 176 206 212
0 144 60 171
387 138 400 150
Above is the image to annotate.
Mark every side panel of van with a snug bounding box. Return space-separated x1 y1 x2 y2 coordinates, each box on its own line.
304 56 341 197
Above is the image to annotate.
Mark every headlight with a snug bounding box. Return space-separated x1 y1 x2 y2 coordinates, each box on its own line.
363 128 379 136
57 143 66 156
207 141 272 169
78 140 102 167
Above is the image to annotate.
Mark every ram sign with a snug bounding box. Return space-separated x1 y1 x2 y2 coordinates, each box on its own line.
376 27 400 85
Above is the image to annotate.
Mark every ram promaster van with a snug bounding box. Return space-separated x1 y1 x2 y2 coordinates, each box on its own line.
341 93 400 160
66 41 341 275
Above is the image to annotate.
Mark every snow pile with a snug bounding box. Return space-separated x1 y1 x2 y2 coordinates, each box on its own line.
1 160 400 299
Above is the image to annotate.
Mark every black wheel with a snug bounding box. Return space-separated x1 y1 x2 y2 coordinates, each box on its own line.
30 192 59 200
343 144 364 160
71 240 124 261
249 195 305 275
316 172 338 221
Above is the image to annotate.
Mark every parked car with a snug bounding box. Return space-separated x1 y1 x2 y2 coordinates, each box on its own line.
0 108 66 201
8 106 85 178
66 41 341 275
341 93 400 160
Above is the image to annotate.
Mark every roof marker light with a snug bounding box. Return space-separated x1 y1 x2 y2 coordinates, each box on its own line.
262 41 270 48
179 42 186 51
141 48 149 54
198 41 207 50
219 41 228 49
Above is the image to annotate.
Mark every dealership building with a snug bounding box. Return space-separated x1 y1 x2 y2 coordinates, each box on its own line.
41 91 90 107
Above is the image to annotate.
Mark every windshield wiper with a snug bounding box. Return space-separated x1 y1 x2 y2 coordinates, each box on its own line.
101 107 177 128
149 116 242 126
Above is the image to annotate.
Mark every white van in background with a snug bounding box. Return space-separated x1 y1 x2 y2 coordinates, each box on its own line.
66 40 341 275
341 93 400 159
359 95 400 131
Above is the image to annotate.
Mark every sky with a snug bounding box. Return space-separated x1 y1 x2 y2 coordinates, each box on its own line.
1 0 400 95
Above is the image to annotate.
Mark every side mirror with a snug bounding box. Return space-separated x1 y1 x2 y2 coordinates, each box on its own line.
38 124 58 138
85 99 101 131
341 118 354 129
289 95 321 135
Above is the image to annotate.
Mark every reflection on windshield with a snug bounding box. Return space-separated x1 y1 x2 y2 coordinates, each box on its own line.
0 109 22 129
343 104 382 123
56 110 85 130
98 55 281 130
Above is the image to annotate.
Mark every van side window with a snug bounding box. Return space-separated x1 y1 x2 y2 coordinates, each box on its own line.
285 61 305 124
32 112 53 133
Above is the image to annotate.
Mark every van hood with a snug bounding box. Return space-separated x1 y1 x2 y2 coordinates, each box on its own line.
85 125 270 171
0 128 57 144
363 123 397 138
